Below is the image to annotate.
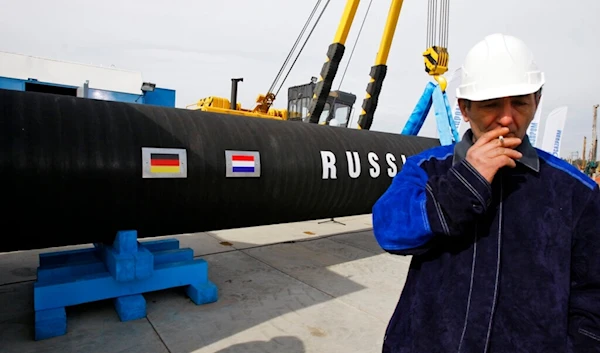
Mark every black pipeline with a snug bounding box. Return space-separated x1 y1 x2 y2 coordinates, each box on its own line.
0 89 440 252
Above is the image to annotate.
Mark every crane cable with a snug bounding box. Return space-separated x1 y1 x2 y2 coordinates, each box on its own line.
424 0 450 91
274 0 331 97
426 0 449 50
267 0 331 97
267 0 321 95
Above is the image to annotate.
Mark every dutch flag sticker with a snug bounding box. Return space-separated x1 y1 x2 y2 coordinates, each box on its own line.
225 150 261 178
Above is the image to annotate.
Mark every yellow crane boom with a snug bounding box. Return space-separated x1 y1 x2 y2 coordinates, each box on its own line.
308 0 450 130
356 0 404 130
185 0 450 130
306 0 361 124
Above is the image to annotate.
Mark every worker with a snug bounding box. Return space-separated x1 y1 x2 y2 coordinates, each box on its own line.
373 33 600 353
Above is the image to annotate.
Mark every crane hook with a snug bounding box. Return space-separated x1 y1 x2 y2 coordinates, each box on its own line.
433 75 447 92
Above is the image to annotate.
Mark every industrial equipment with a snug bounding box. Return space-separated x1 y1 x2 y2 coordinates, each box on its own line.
287 78 357 127
185 0 358 124
399 0 456 146
583 104 599 177
0 88 440 253
582 136 587 169
186 0 451 131
591 104 598 163
186 76 358 127
308 0 451 130
185 78 289 121
422 0 450 91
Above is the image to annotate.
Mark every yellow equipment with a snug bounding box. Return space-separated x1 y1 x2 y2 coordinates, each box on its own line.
185 95 288 121
186 0 451 130
186 78 288 120
305 0 361 125
186 77 357 127
186 1 336 122
308 0 450 130
306 0 403 131
288 79 357 126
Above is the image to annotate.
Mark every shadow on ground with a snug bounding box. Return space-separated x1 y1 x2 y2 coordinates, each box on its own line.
0 230 411 353
213 336 305 353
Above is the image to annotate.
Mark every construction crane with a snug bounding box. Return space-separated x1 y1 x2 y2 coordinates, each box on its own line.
307 0 450 130
186 0 356 126
422 0 450 91
583 104 599 177
591 104 598 162
186 0 451 131
582 136 587 170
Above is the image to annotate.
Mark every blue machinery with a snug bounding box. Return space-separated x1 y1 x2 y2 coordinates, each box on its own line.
34 231 218 340
0 76 176 107
402 81 460 146
9 70 195 341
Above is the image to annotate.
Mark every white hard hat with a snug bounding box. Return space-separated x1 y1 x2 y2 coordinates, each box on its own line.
456 33 545 101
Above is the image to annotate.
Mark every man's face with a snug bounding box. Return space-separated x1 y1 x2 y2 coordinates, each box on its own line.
458 92 541 141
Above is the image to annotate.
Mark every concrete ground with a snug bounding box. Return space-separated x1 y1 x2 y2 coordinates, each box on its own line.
0 214 412 353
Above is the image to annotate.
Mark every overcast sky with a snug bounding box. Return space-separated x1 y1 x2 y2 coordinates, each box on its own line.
1 0 598 158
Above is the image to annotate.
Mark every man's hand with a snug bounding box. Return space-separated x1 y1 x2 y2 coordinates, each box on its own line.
465 127 523 184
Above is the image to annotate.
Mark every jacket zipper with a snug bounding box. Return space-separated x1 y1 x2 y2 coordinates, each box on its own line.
457 174 504 353
457 223 478 353
484 173 503 352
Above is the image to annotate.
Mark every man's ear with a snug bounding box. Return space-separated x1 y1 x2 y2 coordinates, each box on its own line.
458 99 470 122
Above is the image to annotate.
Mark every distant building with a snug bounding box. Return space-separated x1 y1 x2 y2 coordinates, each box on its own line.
0 51 175 107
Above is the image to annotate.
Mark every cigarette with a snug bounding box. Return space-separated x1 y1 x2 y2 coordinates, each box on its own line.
499 136 504 143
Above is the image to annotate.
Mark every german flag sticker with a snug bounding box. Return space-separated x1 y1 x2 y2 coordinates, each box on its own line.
142 147 187 178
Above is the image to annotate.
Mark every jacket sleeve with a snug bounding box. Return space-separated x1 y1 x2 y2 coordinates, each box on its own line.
372 153 493 255
568 184 600 352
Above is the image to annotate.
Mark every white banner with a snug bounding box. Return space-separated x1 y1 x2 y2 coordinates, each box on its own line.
540 106 568 157
526 95 544 147
445 67 463 132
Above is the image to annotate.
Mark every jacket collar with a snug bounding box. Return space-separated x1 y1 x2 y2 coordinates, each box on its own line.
453 129 540 172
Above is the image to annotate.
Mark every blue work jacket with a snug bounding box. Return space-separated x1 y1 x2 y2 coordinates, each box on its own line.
373 129 600 352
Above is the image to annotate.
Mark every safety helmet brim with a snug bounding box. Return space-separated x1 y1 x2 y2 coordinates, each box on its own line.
456 80 544 102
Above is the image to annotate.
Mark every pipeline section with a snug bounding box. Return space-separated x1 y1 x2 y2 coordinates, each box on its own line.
0 89 440 252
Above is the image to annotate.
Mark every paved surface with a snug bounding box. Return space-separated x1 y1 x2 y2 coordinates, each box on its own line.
0 214 412 353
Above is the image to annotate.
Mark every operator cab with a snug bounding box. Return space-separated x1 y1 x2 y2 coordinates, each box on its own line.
287 79 356 127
